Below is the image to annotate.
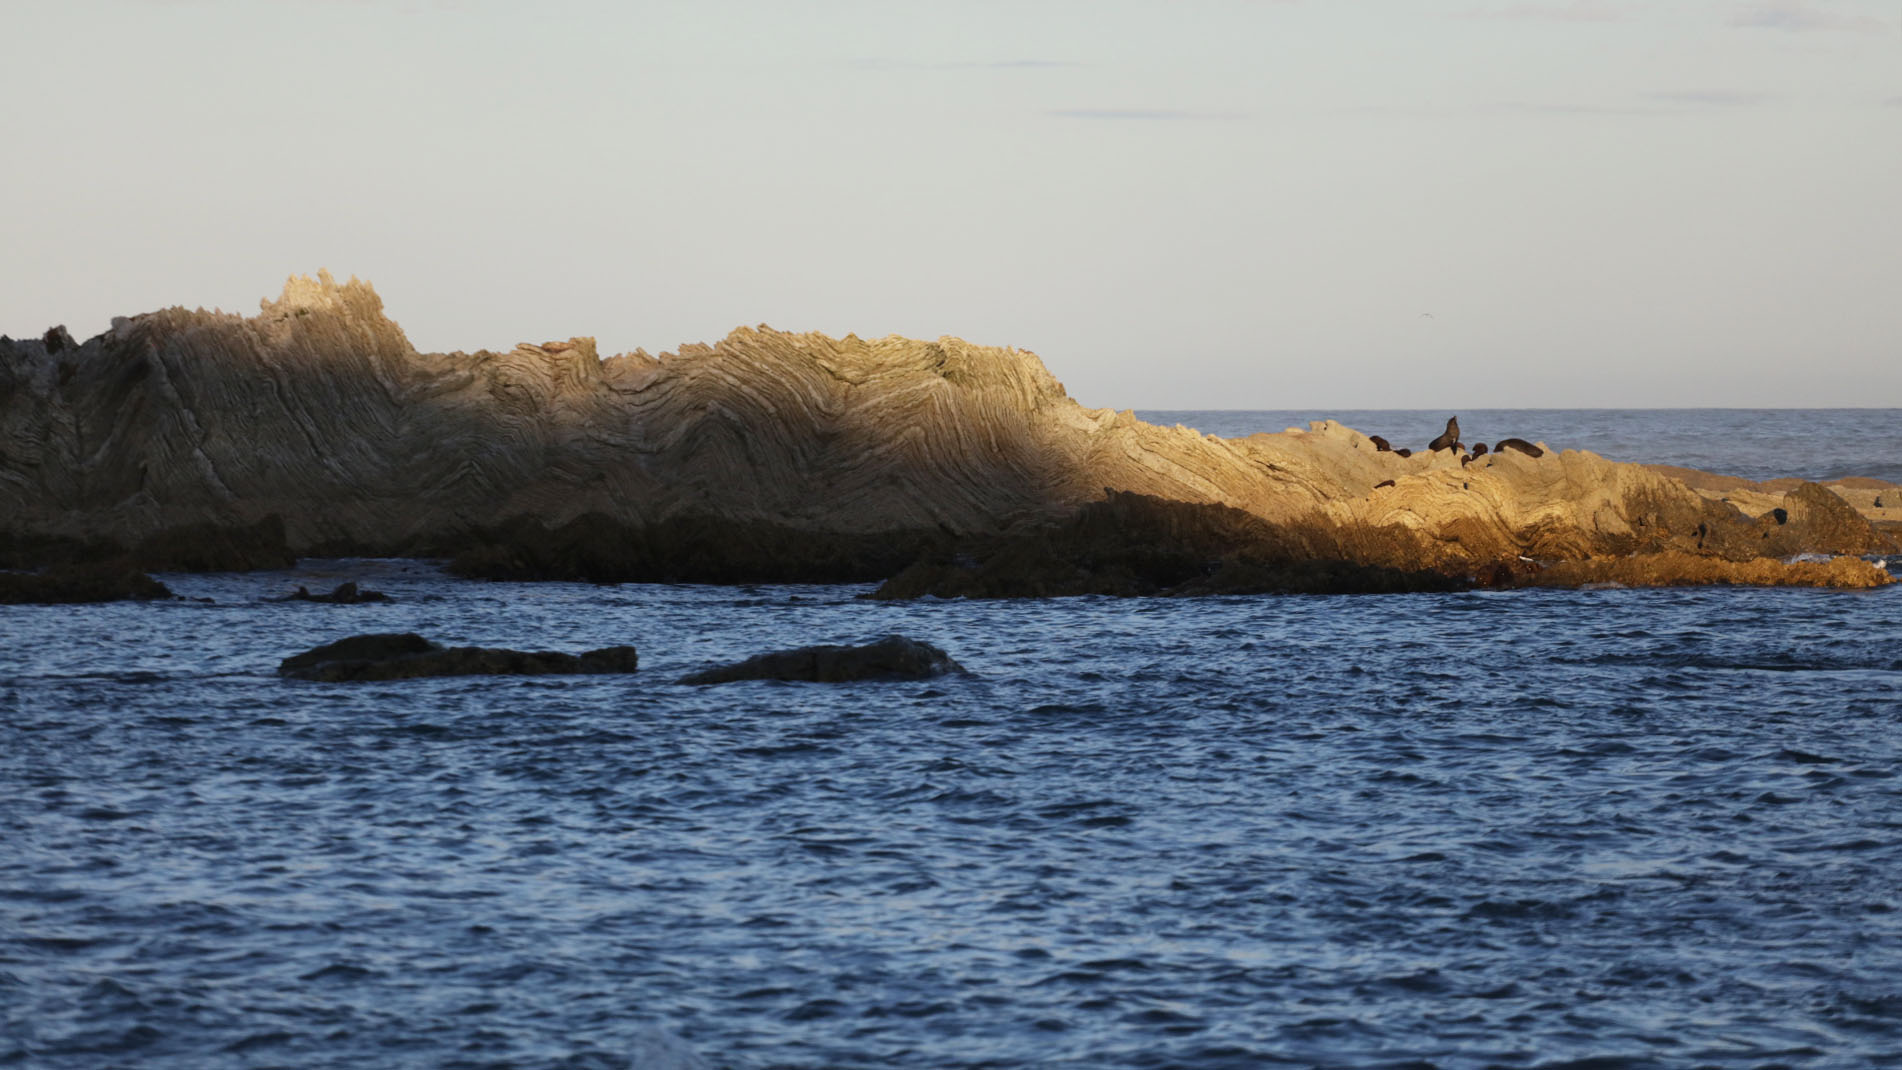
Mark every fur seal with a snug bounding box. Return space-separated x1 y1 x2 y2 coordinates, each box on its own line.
1374 479 1396 489
1428 416 1460 452
1495 438 1543 458
1394 448 1413 458
1369 435 1392 452
1469 442 1489 458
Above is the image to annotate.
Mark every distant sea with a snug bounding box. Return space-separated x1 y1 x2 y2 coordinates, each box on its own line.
5 409 1901 1069
1139 409 1902 485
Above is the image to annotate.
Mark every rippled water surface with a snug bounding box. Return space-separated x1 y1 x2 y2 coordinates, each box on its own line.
5 556 1902 1068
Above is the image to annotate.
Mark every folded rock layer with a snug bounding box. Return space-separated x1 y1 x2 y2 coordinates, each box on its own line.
2 272 1893 586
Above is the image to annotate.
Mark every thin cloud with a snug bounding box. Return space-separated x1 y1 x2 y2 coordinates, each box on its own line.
1502 101 1660 116
1646 90 1771 107
1458 1 1628 22
1729 1 1891 33
1048 109 1245 121
849 58 1080 72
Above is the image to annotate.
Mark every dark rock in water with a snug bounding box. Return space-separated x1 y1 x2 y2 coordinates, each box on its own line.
279 632 639 682
679 635 964 685
1494 438 1544 459
273 581 390 604
0 561 172 604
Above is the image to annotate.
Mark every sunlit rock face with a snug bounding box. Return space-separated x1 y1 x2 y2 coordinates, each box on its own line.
0 272 1893 586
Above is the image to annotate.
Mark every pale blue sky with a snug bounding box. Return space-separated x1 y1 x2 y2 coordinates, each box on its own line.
5 0 1898 406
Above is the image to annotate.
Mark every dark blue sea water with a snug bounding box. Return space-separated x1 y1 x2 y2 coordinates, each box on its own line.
4 411 1901 1069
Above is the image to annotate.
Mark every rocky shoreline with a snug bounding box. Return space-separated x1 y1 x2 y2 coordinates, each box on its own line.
2 272 1895 598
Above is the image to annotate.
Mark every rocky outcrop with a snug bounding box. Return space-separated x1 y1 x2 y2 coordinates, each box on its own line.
678 635 964 684
3 272 1893 590
1650 467 1902 548
0 561 172 604
278 633 639 681
1524 551 1890 590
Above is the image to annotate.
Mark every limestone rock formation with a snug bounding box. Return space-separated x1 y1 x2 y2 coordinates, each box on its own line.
678 635 965 684
2 271 1894 590
278 633 639 681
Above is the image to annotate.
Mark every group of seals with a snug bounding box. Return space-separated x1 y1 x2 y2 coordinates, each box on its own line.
1420 419 1545 460
1362 418 1547 486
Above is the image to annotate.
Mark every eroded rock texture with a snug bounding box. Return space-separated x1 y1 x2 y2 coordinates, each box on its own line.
2 271 1894 589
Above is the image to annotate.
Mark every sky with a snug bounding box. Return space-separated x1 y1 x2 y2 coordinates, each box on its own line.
4 0 1898 408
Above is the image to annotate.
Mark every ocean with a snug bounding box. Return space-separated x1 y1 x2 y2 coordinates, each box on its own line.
4 410 1900 1069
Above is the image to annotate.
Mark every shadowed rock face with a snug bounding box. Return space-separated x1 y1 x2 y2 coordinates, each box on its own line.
446 513 946 586
869 492 1470 599
278 633 639 682
678 636 964 685
2 272 1894 589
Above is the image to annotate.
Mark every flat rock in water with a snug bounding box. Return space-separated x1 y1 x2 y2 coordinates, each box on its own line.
679 635 964 685
279 632 638 682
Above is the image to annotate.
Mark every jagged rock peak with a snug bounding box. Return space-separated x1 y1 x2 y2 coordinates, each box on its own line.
260 268 384 318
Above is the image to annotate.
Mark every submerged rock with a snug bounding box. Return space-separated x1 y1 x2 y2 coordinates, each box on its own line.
272 581 390 604
279 633 639 682
679 635 964 685
0 561 172 604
